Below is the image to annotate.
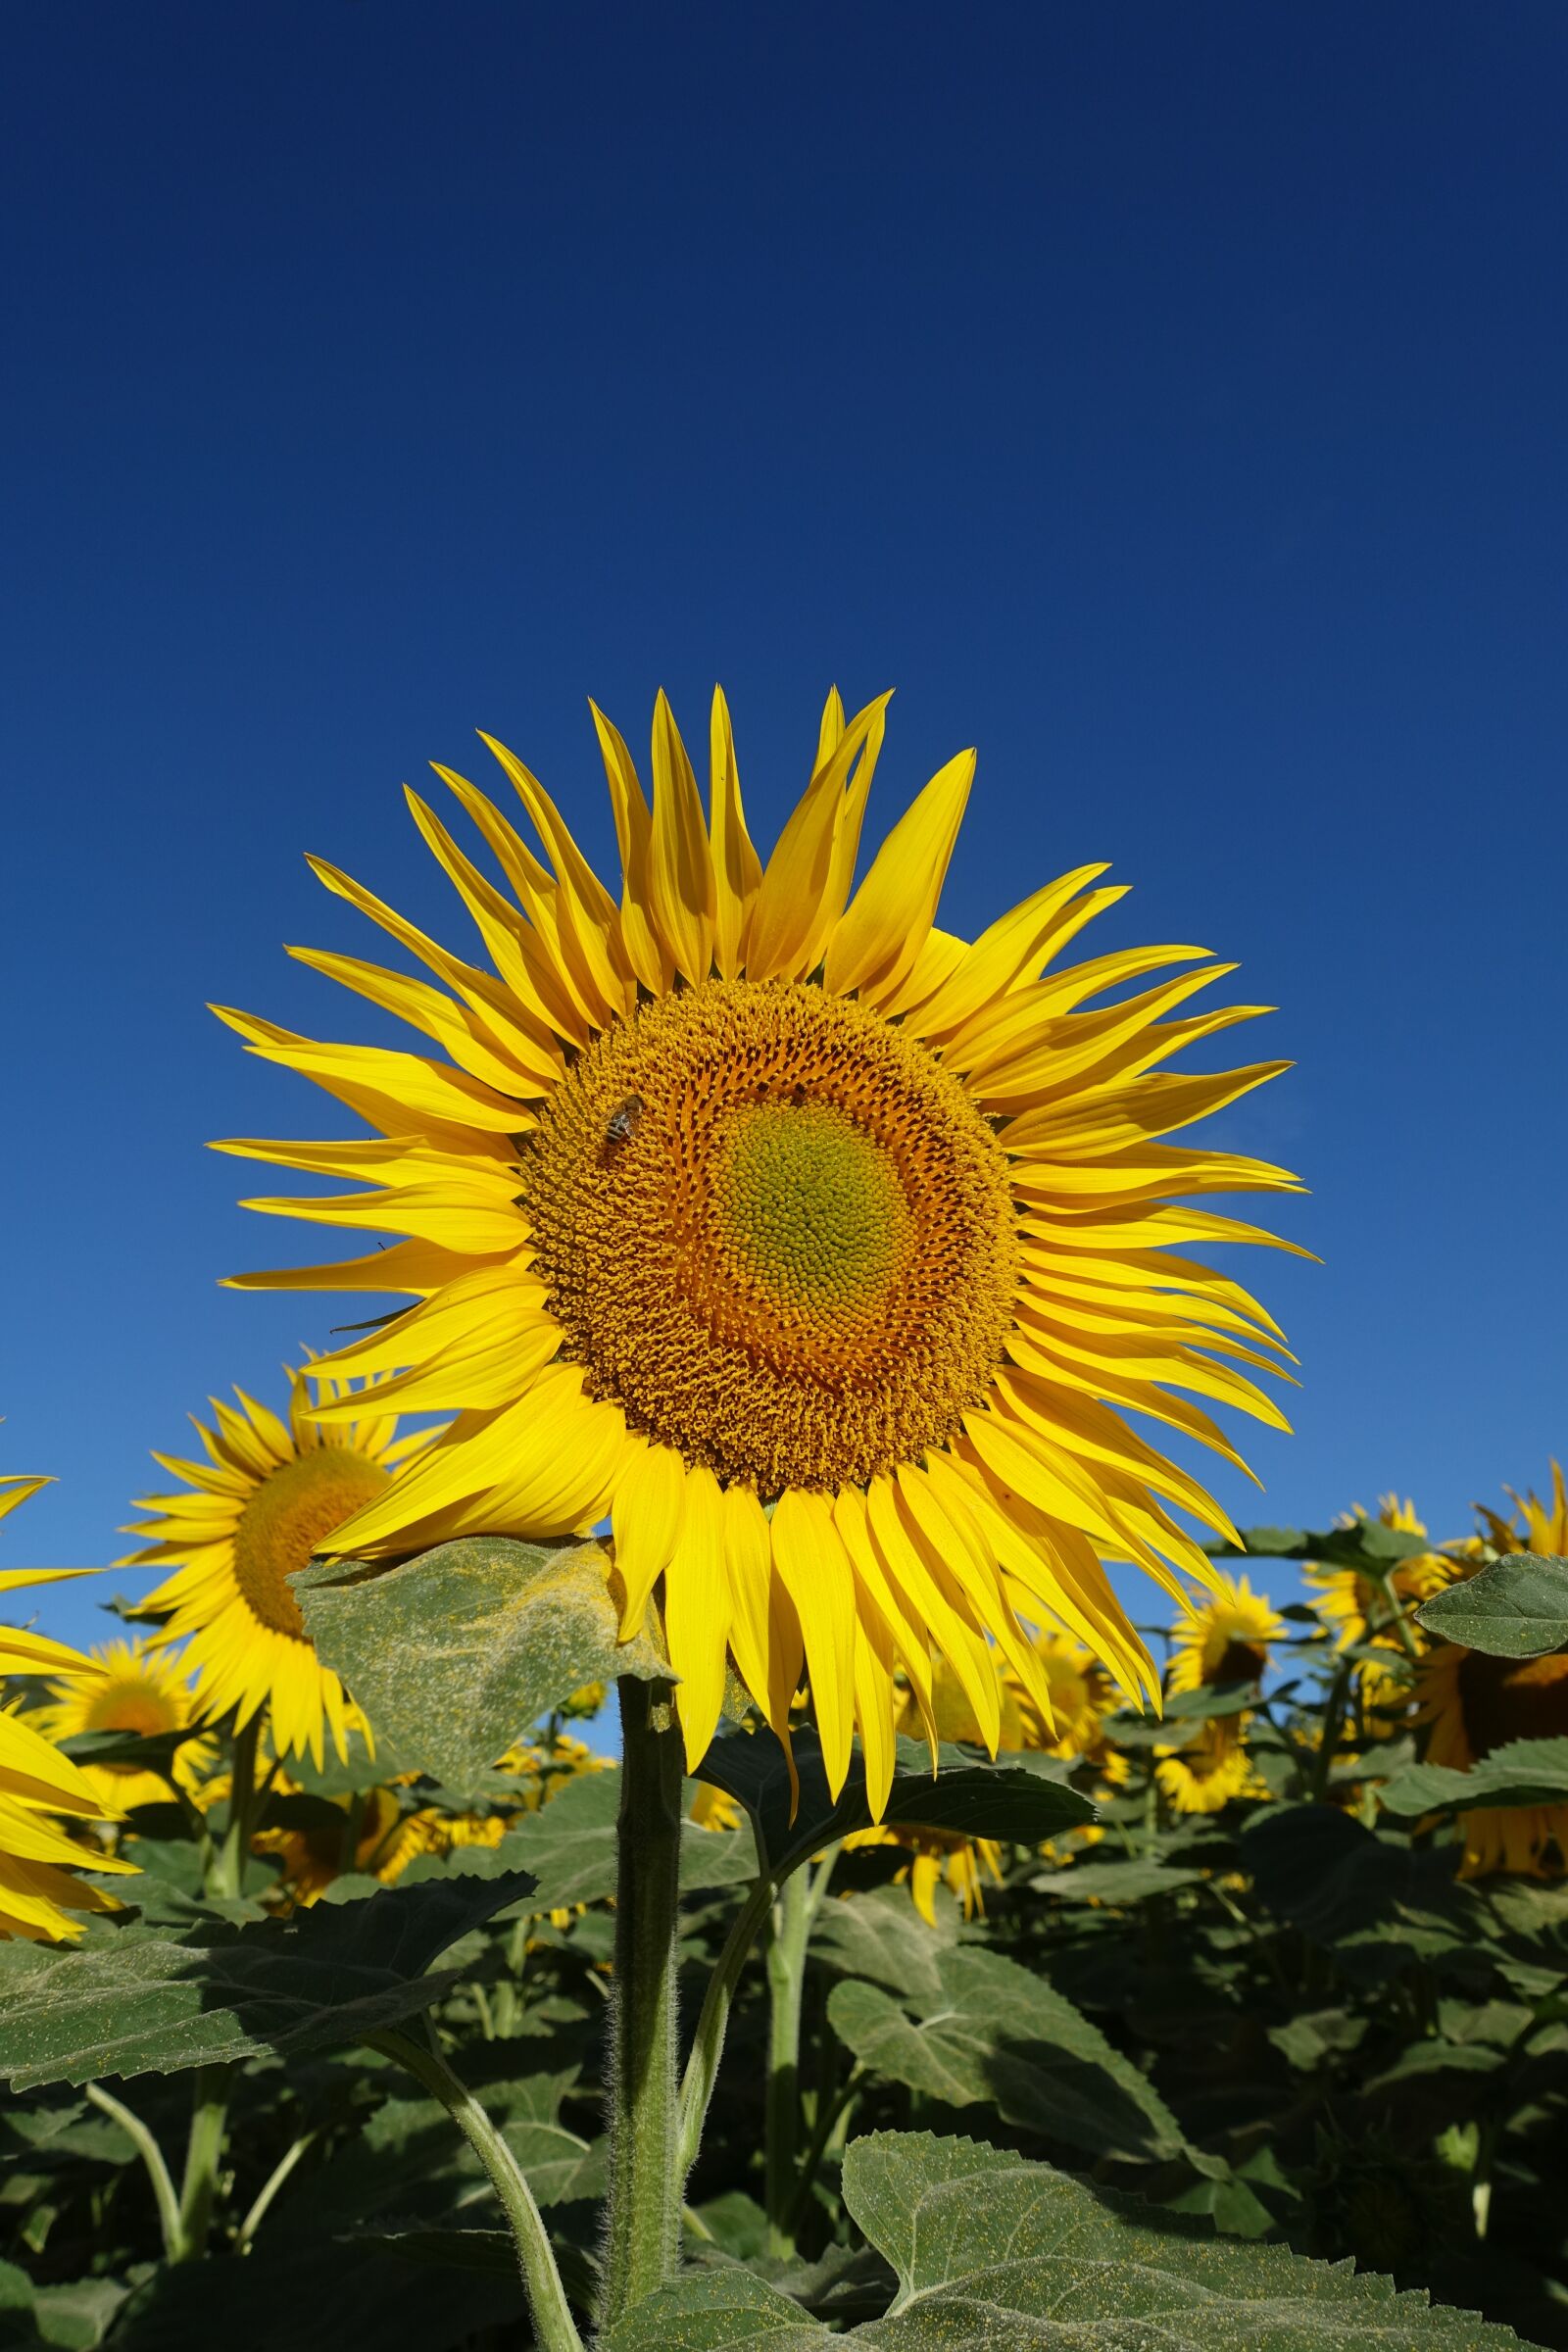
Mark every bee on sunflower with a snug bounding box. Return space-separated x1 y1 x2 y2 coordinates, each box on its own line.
0 1474 137 1939
215 689 1299 1810
121 1366 430 1769
1416 1462 1568 1878
1154 1571 1282 1816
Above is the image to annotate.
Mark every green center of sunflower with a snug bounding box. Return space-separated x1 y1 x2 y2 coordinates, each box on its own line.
1457 1646 1568 1757
713 1101 914 1316
516 976 1017 1494
232 1449 392 1640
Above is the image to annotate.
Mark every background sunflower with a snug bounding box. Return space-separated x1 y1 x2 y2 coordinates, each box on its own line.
122 1368 429 1767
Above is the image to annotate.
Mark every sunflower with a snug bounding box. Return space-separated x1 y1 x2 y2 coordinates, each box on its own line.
216 690 1298 1811
0 1474 137 1939
1305 1496 1453 1660
1155 1727 1267 1816
255 1783 449 1905
122 1369 427 1768
1167 1570 1283 1698
31 1639 210 1816
1415 1465 1568 1878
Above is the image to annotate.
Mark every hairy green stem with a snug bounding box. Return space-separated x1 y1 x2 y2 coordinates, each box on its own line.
234 2129 316 2253
677 1872 776 2174
174 2067 230 2261
601 1676 686 2328
764 1874 811 2254
373 2027 581 2352
84 2082 182 2262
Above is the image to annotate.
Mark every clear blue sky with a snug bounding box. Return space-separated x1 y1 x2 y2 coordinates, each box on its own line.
4 3 1564 1649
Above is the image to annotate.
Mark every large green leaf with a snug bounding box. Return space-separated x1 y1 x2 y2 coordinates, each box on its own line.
0 1872 535 2091
808 1889 954 2003
1218 1522 1434 1569
601 2132 1539 2348
1416 1556 1568 1659
1380 1738 1568 1817
396 1768 754 1912
1241 1802 1416 1942
295 1535 665 1786
696 1726 1093 1880
826 1946 1182 2162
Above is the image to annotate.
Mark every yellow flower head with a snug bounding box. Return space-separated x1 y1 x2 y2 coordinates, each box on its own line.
1167 1570 1283 1698
1416 1470 1568 1878
1155 1729 1266 1816
1304 1495 1453 1666
1476 1459 1568 1561
217 691 1298 1812
845 1821 1004 1926
122 1368 428 1768
0 1474 137 1939
30 1639 211 1815
255 1783 441 1905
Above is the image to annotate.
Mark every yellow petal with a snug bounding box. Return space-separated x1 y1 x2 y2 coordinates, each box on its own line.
709 687 762 981
663 1464 730 1770
649 692 716 984
824 747 974 1001
770 1490 857 1798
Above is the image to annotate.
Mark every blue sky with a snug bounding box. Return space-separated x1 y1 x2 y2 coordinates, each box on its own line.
3 2 1564 1651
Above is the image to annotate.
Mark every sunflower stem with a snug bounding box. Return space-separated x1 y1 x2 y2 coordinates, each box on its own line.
211 1712 261 1902
601 1675 685 2328
371 2026 582 2352
83 2083 182 2264
677 1871 776 2174
173 2066 230 2261
764 1864 813 2257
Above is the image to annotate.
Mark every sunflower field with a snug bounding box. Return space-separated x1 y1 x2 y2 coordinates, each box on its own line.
4 697 1568 2350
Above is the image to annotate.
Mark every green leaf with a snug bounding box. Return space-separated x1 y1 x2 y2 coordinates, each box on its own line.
397 1767 754 1912
825 1946 1182 2162
1379 1737 1568 1817
1030 1857 1203 1903
1221 1523 1433 1568
1416 1555 1568 1658
0 1872 535 2091
58 1727 202 1776
1242 1802 1411 1942
696 1726 1094 1880
295 1535 666 1786
605 2131 1539 2349
808 1888 953 2002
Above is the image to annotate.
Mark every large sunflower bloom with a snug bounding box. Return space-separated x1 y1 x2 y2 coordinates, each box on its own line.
0 1475 136 1939
217 691 1298 1812
30 1638 210 1816
1416 1464 1568 1878
122 1370 427 1768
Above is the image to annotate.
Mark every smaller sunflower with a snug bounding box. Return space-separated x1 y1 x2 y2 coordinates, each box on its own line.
1304 1497 1454 1684
256 1783 446 1905
1155 1728 1267 1816
122 1368 429 1768
1415 1466 1568 1877
849 1825 1004 1927
0 1474 137 1940
31 1640 209 1816
1167 1570 1283 1697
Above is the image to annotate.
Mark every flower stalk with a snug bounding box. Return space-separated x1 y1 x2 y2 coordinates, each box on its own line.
601 1675 686 2329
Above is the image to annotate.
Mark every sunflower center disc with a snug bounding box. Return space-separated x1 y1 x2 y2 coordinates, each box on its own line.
518 977 1017 1493
1457 1646 1568 1756
83 1688 176 1744
231 1449 393 1639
